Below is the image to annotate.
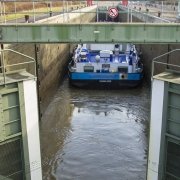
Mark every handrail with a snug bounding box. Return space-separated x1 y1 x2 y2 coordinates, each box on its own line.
0 49 35 61
119 5 172 23
0 49 36 85
152 49 180 77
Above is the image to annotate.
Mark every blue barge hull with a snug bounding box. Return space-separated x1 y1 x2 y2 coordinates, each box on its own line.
69 72 143 88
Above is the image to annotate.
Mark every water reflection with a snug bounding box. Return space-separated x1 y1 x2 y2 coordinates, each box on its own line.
41 79 150 180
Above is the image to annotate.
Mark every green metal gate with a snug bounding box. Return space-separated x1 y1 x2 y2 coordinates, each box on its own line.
161 83 180 180
0 48 36 180
0 83 27 180
0 84 21 141
0 139 24 180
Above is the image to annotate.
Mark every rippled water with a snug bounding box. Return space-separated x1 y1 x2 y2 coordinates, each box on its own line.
40 79 150 180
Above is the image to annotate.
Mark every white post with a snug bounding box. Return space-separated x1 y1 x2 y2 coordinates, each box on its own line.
23 80 42 180
147 79 165 180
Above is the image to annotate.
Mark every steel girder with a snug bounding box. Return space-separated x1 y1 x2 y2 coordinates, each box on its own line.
0 23 180 44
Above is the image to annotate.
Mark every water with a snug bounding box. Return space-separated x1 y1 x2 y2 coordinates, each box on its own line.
40 79 150 180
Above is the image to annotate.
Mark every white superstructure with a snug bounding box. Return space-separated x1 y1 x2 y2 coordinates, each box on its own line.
72 43 142 74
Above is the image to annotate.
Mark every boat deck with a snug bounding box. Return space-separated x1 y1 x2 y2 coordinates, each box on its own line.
78 52 128 63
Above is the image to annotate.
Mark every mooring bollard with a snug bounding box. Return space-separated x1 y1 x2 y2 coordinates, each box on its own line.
25 15 29 23
158 11 161 17
49 11 52 17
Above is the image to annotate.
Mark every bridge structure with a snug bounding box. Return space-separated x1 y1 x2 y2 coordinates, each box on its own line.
0 1 180 180
0 23 180 44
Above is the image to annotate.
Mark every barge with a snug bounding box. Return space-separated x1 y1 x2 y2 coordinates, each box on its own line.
68 43 143 88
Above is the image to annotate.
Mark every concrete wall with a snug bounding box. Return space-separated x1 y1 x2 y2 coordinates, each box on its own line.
118 7 143 22
138 44 169 80
118 6 171 23
139 44 180 81
3 6 96 115
136 43 180 85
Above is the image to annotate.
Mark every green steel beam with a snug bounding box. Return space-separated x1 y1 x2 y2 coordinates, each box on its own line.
0 23 180 44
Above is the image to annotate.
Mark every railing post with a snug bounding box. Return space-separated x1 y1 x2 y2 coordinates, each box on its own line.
0 44 5 85
14 1 17 24
178 0 180 18
3 1 6 24
33 1 36 23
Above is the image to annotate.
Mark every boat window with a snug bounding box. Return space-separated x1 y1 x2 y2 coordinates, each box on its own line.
102 64 110 69
118 67 128 73
84 66 94 72
81 55 86 58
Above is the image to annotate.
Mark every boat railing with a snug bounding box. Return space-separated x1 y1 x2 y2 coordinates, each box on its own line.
152 49 180 78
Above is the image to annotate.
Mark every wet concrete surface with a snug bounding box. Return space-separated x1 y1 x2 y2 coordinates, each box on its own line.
40 78 150 180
